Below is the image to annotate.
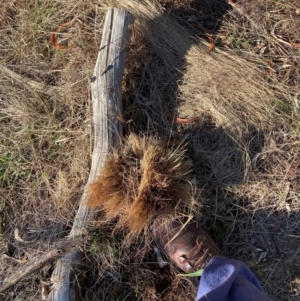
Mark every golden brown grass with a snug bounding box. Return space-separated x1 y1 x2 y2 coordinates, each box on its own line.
0 0 299 300
87 134 196 236
120 0 293 138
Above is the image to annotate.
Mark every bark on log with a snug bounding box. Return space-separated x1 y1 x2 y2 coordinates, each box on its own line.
46 8 134 301
0 237 81 294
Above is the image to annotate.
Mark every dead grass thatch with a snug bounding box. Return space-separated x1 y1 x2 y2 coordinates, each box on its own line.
0 0 300 300
87 134 197 236
121 0 292 139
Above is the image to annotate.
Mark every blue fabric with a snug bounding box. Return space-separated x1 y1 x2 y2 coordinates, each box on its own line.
196 256 274 301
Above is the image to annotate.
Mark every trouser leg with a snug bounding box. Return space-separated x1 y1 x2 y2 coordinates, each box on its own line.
196 256 274 301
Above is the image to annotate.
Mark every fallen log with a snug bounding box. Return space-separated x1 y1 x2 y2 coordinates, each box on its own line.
46 8 134 301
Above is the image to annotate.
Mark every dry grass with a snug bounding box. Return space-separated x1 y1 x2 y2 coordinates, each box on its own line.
121 0 293 137
0 0 106 298
0 0 299 300
87 134 196 236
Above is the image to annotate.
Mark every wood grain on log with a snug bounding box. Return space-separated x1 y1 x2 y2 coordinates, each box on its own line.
46 8 134 301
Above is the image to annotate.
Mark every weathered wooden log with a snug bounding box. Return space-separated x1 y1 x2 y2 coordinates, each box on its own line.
45 8 134 301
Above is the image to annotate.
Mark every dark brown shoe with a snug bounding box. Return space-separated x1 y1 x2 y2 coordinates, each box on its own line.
153 217 223 284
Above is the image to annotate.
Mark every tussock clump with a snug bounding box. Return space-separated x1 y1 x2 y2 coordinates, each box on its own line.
87 134 196 235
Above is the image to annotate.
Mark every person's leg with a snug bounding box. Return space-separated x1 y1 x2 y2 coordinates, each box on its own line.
197 256 273 301
153 217 274 301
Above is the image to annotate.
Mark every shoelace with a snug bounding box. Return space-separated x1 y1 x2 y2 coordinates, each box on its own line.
181 235 211 268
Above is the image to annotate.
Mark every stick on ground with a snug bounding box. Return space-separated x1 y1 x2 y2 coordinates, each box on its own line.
0 237 80 294
46 8 134 301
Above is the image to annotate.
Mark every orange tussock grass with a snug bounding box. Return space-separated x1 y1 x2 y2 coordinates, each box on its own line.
87 134 195 236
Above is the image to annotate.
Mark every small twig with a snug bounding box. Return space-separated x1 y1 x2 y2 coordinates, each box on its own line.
0 64 60 96
229 1 259 30
0 236 82 294
164 106 201 124
14 228 35 245
290 40 300 49
1 255 26 266
271 20 293 48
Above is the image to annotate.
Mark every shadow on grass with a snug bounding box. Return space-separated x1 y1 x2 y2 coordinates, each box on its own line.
88 1 300 300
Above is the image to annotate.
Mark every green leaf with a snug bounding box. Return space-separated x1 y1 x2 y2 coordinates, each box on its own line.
177 269 203 277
